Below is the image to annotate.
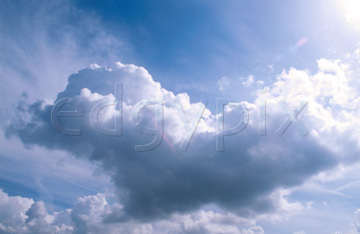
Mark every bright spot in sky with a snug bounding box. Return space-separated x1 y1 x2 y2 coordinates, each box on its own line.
340 0 360 30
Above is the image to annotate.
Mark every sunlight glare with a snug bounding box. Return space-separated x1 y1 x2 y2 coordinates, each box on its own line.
340 0 360 30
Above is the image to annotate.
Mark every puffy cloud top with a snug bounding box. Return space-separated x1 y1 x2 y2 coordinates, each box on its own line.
6 60 359 224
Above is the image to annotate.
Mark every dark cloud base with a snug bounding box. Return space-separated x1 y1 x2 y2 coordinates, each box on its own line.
6 65 339 222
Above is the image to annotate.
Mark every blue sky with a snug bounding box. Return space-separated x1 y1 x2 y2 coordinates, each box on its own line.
70 1 356 82
2 0 360 233
69 0 360 107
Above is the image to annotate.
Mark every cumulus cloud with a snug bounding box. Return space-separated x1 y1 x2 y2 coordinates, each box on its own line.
0 189 267 234
0 189 72 234
5 56 360 228
0 189 33 233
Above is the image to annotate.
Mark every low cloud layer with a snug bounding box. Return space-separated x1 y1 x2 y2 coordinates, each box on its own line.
0 189 267 234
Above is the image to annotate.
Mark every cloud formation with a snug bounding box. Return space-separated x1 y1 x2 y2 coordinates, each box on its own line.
7 57 358 227
0 189 269 234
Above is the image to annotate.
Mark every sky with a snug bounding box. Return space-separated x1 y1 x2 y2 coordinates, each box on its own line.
1 0 360 233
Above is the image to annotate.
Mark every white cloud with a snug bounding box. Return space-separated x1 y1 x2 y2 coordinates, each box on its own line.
0 189 33 233
7 44 360 233
0 189 266 234
3 1 360 233
6 60 343 223
218 76 231 91
242 75 255 87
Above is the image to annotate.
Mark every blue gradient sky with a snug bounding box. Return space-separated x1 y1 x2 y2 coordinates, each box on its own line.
1 0 360 233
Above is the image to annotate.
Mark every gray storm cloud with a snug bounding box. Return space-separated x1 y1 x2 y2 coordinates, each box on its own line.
6 61 355 222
